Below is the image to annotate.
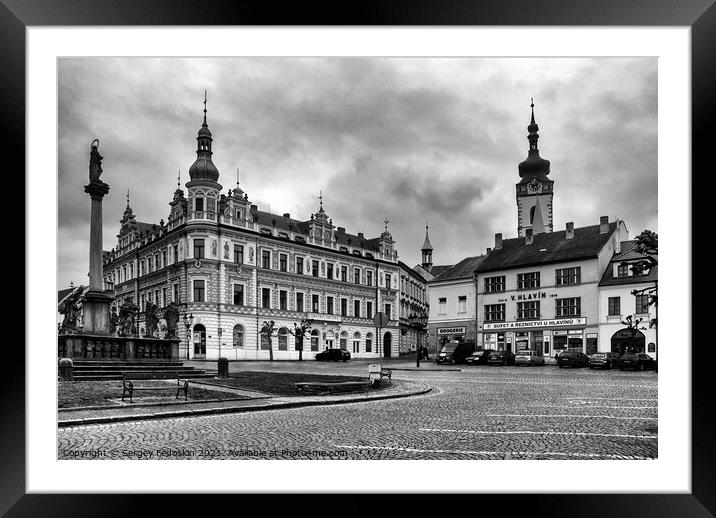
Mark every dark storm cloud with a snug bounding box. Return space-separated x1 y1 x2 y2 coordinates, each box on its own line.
58 57 657 287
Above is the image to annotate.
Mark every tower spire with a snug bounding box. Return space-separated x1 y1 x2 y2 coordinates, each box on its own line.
319 190 324 212
203 90 208 126
177 170 181 189
126 189 130 208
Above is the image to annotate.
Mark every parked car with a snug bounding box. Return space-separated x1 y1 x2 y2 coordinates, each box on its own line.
465 349 495 365
557 350 590 368
486 350 516 366
315 348 351 362
436 341 475 365
515 350 546 366
618 352 657 371
589 352 621 369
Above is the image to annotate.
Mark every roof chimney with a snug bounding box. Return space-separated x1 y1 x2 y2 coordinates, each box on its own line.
600 215 609 234
566 222 574 239
283 213 291 218
525 228 534 245
250 204 258 212
494 233 503 250
337 227 346 234
486 247 492 254
357 232 364 239
615 218 622 253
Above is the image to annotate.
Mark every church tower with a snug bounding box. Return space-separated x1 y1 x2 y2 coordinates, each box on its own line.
186 91 222 225
421 223 433 272
516 99 554 237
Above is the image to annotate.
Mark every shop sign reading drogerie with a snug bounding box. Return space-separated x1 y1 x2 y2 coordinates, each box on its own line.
437 326 466 335
483 318 586 331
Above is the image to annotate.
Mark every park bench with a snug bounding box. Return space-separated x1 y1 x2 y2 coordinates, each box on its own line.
295 380 369 395
121 372 189 403
368 364 392 385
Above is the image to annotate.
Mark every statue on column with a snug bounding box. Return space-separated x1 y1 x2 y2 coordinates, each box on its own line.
144 301 160 337
58 287 83 333
117 298 139 337
163 302 180 338
89 139 103 182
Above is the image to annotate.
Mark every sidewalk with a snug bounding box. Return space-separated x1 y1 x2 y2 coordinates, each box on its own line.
58 379 432 428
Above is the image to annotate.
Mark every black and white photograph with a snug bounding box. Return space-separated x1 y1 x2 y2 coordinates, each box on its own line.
55 55 661 464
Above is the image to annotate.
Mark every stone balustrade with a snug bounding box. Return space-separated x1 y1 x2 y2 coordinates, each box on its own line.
58 334 180 360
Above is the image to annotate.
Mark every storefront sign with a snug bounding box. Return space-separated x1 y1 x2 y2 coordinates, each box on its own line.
437 326 466 335
510 291 547 301
483 317 586 331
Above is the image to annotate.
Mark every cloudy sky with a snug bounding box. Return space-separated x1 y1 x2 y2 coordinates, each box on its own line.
58 57 657 287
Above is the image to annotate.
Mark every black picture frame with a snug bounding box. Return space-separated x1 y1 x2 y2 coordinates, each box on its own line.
7 0 710 515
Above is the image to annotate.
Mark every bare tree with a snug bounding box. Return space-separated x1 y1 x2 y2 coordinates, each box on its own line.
261 320 277 361
288 319 313 361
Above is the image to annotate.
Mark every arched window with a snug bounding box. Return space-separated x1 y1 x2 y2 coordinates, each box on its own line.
352 332 361 354
340 331 349 351
366 332 373 353
233 324 244 348
310 329 320 352
278 328 288 351
260 326 271 350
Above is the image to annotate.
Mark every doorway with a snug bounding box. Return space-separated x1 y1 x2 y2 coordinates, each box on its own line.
383 332 392 358
193 324 206 358
611 328 646 355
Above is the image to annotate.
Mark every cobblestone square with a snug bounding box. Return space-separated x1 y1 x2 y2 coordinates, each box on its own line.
57 362 657 460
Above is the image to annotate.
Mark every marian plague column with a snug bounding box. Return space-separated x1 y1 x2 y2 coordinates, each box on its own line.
82 139 113 334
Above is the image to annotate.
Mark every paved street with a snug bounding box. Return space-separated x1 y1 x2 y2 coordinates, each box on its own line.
58 361 657 460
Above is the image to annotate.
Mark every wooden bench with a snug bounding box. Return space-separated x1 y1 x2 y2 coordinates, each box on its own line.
368 364 392 385
121 372 189 403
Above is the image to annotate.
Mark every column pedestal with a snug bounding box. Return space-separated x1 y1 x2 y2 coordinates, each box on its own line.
81 290 114 335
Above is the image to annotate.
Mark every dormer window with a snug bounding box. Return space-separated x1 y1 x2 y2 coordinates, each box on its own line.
236 209 242 219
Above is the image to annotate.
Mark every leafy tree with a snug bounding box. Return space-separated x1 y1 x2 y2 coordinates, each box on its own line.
261 320 277 361
288 319 313 361
626 230 658 328
620 315 647 354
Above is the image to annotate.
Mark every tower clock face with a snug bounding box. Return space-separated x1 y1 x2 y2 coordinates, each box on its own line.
528 179 542 192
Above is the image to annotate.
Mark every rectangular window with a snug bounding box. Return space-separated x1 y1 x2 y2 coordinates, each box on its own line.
193 280 205 302
324 296 333 315
312 260 319 277
384 303 392 320
173 244 178 263
130 264 134 278
517 271 540 289
162 251 167 268
234 245 244 264
341 298 348 316
635 294 650 314
608 296 621 316
162 288 167 307
484 276 506 293
366 301 373 319
556 267 581 286
366 270 373 286
296 257 304 275
617 264 630 278
195 197 204 212
233 284 244 306
365 337 372 353
385 273 392 289
173 283 179 303
296 292 304 312
354 300 361 318
438 297 447 315
140 293 146 312
262 288 271 309
193 239 205 259
485 304 505 322
341 266 347 282
279 253 287 272
555 297 581 317
354 268 361 284
457 295 467 314
279 290 287 310
517 301 540 320
327 263 334 279
262 250 271 269
312 294 320 313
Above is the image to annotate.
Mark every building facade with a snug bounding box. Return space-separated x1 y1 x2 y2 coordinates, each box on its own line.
475 218 628 356
103 100 402 360
398 261 429 355
426 255 486 354
597 240 658 358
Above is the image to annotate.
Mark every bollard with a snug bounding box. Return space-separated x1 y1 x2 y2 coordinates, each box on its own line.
217 357 229 378
58 358 74 381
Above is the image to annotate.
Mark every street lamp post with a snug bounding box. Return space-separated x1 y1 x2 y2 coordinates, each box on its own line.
183 313 194 360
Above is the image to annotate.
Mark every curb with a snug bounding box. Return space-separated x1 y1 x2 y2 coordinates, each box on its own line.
58 385 432 428
389 367 460 372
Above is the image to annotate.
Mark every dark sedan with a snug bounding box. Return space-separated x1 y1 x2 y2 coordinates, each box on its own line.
618 352 656 371
465 349 495 365
557 351 590 368
486 350 516 366
315 348 351 362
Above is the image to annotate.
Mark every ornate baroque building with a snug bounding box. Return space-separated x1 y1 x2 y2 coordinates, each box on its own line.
102 98 405 360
